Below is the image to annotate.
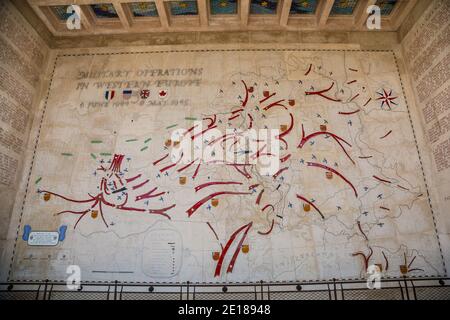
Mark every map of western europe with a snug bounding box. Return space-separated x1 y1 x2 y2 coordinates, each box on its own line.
8 49 446 283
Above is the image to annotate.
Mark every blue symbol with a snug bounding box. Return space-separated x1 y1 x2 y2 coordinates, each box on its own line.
58 225 67 242
22 225 32 241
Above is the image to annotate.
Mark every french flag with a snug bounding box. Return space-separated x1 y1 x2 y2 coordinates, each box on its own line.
105 90 115 101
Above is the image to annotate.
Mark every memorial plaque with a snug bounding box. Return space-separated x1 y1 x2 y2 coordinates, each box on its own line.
27 231 59 246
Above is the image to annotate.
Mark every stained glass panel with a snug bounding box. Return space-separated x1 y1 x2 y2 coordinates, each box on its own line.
250 0 278 15
129 2 159 17
50 5 73 21
90 3 118 18
330 0 359 15
210 0 238 15
375 0 397 16
169 1 199 16
290 0 319 15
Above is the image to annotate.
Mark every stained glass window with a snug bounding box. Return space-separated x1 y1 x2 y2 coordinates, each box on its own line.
330 0 359 15
169 1 199 16
90 3 118 18
250 0 278 15
50 5 73 21
210 0 238 15
375 0 397 16
129 2 159 17
290 0 319 15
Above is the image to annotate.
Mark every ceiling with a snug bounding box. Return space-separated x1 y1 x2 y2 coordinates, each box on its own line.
28 0 418 36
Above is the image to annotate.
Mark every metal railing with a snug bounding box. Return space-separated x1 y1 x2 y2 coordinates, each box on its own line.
0 278 449 300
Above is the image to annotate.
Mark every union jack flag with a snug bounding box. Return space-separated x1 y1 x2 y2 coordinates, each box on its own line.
140 89 150 99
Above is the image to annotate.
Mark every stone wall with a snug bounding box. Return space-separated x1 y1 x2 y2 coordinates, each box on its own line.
401 0 450 276
0 0 49 267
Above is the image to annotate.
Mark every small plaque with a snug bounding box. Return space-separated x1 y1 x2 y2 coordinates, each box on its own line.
28 231 59 246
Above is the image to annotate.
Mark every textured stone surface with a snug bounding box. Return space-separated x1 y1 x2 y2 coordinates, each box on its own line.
0 0 49 281
401 0 450 277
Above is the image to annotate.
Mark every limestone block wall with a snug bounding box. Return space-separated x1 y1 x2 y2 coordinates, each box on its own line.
0 0 50 269
400 0 450 275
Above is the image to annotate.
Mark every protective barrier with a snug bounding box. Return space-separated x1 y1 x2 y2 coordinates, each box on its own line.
0 278 449 300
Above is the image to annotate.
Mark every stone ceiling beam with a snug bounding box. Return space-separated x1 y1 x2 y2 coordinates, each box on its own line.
280 0 292 28
318 0 335 27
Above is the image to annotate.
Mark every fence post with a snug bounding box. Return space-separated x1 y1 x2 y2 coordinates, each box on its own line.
47 283 54 300
187 281 190 300
398 280 405 300
35 284 41 300
114 280 118 300
43 279 49 300
332 279 336 300
260 280 264 300
410 279 417 300
180 283 183 300
403 277 410 300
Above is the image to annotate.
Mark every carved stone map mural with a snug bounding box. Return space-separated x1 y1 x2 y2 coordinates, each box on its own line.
8 49 446 283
